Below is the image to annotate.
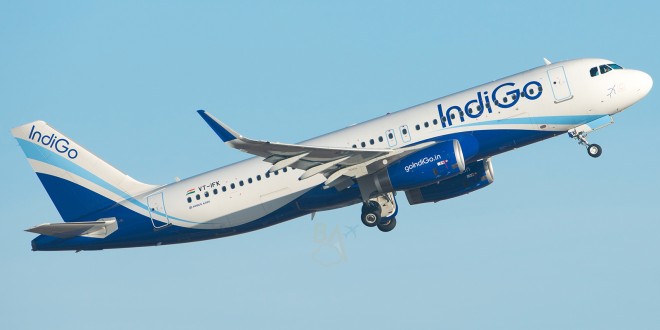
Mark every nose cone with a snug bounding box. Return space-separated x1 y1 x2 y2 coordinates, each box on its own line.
635 70 653 98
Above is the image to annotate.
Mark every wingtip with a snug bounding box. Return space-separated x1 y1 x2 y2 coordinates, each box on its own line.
197 110 239 143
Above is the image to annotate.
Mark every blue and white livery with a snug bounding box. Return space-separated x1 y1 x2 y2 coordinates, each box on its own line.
12 58 653 251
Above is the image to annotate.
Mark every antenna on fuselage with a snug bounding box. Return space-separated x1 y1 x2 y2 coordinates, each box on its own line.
543 58 552 65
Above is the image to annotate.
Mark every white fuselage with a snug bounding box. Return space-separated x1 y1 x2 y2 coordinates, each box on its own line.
138 58 652 230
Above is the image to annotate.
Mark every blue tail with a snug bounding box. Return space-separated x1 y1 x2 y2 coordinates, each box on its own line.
12 121 158 221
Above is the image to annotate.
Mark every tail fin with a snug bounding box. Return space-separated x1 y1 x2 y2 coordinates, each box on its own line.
11 120 158 222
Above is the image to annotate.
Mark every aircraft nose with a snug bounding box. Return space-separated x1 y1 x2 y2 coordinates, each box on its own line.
635 70 653 98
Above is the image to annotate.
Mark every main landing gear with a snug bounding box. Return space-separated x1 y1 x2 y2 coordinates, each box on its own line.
360 192 398 232
568 129 602 158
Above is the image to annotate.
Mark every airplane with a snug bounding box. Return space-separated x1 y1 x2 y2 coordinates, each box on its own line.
11 58 652 251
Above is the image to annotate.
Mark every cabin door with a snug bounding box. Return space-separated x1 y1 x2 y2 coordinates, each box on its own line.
546 66 573 103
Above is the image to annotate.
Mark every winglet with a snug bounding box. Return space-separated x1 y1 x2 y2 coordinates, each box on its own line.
197 110 240 142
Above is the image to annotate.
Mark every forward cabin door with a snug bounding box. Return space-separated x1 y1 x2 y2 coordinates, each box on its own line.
546 66 573 103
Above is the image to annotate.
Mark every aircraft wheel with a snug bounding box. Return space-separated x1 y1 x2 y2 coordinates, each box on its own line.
587 144 602 158
377 217 396 232
361 211 380 227
361 201 381 227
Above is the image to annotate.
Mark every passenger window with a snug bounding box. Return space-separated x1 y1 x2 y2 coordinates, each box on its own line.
222 186 227 192
274 170 279 175
213 188 218 195
248 178 253 184
424 122 429 128
590 67 599 77
378 136 383 142
388 133 394 139
352 144 356 148
403 128 408 134
239 180 244 186
370 139 374 145
283 168 287 173
266 172 270 178
600 65 612 74
503 97 508 103
361 142 366 148
257 175 261 181
450 114 455 119
187 197 192 203
196 194 201 200
204 191 209 198
414 125 420 131
230 183 235 189
433 119 438 125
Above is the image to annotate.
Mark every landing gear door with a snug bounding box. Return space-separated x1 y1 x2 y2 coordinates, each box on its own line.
147 192 170 228
547 66 573 103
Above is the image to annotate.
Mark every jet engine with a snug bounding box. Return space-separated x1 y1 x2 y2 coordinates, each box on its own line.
405 158 494 205
372 139 466 193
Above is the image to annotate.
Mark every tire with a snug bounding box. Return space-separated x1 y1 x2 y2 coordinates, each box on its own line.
361 211 380 227
377 217 396 232
587 144 602 158
360 201 381 227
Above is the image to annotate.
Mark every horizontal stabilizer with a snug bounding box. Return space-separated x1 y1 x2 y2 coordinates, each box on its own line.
26 218 118 239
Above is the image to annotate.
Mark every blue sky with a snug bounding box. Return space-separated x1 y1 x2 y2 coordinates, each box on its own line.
1 1 659 329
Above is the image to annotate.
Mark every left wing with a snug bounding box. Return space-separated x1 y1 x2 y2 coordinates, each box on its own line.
197 110 434 187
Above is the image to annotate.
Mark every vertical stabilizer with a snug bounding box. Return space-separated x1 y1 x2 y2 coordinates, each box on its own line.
11 121 158 221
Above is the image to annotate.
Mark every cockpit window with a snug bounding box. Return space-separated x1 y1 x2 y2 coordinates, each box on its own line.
590 63 623 77
600 65 612 74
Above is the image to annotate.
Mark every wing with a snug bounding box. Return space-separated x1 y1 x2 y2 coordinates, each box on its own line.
197 110 434 187
26 218 118 239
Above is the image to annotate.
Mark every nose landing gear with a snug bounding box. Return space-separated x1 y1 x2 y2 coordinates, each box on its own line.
567 116 614 158
569 130 602 158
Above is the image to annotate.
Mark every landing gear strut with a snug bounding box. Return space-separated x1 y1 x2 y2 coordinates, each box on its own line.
360 192 398 232
567 116 614 158
569 130 602 158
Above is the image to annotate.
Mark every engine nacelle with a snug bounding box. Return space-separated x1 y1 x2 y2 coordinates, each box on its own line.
405 158 494 205
373 140 466 193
